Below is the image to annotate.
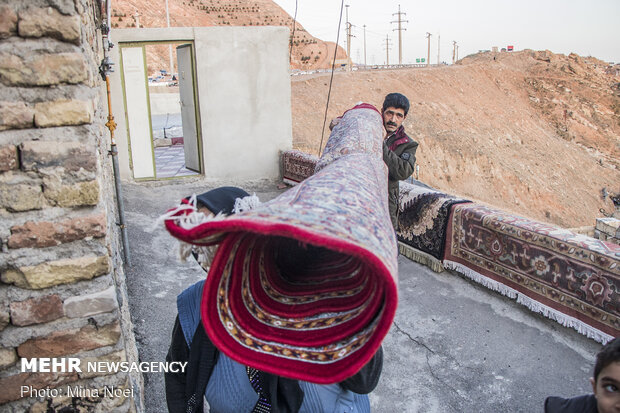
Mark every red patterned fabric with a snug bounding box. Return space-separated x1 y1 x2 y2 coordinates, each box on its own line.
444 203 619 342
165 104 398 383
387 126 411 151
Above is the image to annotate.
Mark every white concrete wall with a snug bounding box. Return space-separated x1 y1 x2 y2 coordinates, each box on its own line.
149 93 181 116
109 27 292 181
195 27 292 181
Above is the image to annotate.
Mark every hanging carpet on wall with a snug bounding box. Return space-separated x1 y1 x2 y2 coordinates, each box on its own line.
164 104 398 384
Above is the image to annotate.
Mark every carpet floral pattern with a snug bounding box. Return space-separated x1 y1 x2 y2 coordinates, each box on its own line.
397 181 471 260
444 203 620 342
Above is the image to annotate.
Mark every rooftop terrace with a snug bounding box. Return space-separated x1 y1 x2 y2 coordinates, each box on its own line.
123 179 602 413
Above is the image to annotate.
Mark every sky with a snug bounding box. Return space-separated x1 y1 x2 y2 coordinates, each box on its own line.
272 0 620 65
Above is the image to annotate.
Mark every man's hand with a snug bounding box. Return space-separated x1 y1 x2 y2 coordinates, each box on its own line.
329 117 341 131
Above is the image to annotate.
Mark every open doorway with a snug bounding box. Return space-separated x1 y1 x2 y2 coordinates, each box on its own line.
118 41 202 180
120 41 202 180
145 42 200 179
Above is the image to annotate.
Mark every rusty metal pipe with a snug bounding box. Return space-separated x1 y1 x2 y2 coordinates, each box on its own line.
101 1 131 266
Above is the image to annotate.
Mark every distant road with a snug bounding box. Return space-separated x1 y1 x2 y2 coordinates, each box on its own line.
290 64 446 80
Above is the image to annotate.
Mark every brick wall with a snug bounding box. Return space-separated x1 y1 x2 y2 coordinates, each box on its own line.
0 1 141 411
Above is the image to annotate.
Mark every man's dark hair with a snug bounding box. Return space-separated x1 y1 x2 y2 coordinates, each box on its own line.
382 93 410 116
593 337 620 382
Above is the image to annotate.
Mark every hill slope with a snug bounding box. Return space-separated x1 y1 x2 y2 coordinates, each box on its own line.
110 0 346 70
291 50 620 228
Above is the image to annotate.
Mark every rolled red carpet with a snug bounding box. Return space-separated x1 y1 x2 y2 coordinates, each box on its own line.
165 104 398 383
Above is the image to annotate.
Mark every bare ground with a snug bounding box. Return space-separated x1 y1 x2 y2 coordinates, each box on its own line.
290 50 620 229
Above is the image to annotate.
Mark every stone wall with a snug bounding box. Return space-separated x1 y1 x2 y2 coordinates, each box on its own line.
0 1 142 411
596 217 620 245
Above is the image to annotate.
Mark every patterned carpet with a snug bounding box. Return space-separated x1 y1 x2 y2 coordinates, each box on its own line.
397 182 471 270
281 149 318 185
165 104 398 383
444 203 620 342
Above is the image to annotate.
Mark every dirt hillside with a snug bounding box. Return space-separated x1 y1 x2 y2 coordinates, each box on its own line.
291 50 620 229
110 1 619 229
110 0 346 70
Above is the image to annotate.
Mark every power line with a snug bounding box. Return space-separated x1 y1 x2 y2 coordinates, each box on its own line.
364 27 387 37
365 26 386 35
318 0 345 157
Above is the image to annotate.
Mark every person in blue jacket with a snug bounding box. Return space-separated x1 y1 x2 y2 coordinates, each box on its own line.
164 186 383 413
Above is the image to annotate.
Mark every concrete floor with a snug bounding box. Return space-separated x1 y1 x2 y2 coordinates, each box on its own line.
122 180 602 413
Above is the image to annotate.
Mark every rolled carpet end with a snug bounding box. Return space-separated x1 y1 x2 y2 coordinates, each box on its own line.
164 104 398 383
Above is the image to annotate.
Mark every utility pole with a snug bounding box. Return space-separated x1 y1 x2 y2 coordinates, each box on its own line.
345 4 353 71
426 32 431 67
452 40 457 64
383 34 393 65
363 24 367 66
391 4 408 65
456 45 459 61
437 33 440 65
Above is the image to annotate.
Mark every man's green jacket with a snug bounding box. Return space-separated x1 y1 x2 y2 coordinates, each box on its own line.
382 126 418 229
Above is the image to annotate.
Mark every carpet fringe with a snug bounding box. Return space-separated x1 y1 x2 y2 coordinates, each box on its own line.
516 294 613 344
443 260 518 299
160 193 259 265
178 242 217 269
398 242 443 273
233 194 261 214
156 194 227 231
443 260 613 344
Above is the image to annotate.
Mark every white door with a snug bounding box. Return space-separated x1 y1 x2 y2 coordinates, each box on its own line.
176 44 201 172
121 46 155 179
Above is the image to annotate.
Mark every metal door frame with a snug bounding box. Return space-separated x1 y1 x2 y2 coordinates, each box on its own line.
118 40 203 180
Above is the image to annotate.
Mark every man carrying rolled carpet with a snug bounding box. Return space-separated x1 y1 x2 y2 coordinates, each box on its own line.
330 93 418 230
381 92 418 230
